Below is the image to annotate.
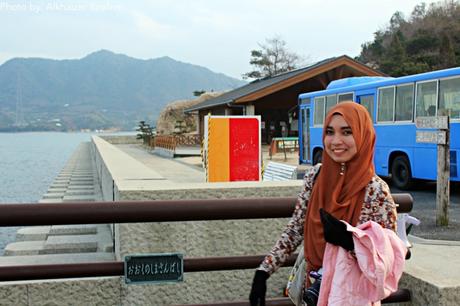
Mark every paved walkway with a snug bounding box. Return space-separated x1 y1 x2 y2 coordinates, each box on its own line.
115 144 206 183
116 143 312 182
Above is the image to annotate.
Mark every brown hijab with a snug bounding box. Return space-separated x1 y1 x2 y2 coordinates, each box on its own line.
304 101 376 271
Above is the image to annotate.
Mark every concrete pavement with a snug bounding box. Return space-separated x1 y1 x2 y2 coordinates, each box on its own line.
115 144 206 183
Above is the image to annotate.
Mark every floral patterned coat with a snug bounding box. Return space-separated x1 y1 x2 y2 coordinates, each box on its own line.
258 163 397 275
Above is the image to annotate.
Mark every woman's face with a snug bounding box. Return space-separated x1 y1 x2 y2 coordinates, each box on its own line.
324 114 357 163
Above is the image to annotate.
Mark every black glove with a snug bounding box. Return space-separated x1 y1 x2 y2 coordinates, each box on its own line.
319 208 354 251
249 270 269 306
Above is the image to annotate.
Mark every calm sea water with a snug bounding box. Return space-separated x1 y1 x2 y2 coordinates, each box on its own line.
0 132 94 255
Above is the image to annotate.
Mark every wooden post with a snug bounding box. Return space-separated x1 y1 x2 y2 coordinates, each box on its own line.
282 139 287 161
436 114 450 226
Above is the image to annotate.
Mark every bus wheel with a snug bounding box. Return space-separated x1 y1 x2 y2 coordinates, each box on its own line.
313 149 322 165
391 155 413 190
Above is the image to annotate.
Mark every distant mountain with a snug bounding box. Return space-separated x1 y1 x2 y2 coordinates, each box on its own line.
0 50 245 131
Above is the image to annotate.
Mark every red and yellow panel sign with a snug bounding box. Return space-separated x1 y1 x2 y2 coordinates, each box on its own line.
206 116 260 182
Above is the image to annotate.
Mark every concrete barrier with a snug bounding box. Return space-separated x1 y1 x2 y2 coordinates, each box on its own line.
91 135 165 201
94 136 304 304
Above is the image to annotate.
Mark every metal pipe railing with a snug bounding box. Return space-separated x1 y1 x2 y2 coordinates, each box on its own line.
0 195 413 304
0 255 410 304
0 255 296 282
0 194 413 227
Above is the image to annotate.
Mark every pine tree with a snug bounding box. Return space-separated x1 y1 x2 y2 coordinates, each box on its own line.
243 36 304 80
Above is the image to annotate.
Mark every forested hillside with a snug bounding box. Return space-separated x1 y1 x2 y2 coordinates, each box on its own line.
358 1 460 76
0 50 244 131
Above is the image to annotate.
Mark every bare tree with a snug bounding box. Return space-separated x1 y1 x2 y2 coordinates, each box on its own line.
243 36 304 80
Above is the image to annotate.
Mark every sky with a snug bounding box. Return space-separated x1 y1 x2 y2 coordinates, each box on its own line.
0 0 442 80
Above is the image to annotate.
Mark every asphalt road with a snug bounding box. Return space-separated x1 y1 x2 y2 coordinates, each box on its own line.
297 166 459 240
388 179 460 241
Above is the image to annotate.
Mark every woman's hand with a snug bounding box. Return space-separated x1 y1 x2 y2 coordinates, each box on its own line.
319 208 354 251
249 270 269 306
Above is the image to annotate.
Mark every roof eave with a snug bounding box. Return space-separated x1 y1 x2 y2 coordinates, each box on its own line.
234 56 385 103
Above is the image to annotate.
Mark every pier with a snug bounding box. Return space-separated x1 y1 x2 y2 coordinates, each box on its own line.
0 135 459 305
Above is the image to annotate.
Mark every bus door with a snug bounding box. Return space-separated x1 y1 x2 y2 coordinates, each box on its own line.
356 94 375 119
300 106 311 163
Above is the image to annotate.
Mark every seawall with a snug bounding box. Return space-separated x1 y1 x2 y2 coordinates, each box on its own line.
92 135 302 305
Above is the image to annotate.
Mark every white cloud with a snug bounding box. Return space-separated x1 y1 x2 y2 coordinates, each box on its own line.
0 0 445 79
129 10 176 39
190 8 245 30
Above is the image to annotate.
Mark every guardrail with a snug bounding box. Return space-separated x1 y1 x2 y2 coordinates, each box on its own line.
154 135 177 151
174 134 201 146
0 195 413 304
153 134 201 151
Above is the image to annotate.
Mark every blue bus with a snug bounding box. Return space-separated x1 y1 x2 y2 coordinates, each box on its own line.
298 67 460 189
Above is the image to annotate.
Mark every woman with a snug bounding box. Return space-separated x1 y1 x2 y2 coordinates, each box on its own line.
249 102 398 306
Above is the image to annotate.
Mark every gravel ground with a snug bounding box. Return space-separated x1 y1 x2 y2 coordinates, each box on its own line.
389 180 460 241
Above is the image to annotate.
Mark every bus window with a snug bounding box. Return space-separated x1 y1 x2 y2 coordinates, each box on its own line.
416 80 437 117
314 96 325 126
325 95 337 115
302 108 310 161
439 77 460 120
395 84 414 121
359 95 374 120
338 93 353 102
300 97 311 105
377 86 395 122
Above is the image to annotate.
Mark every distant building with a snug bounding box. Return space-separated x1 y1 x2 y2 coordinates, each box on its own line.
185 55 386 144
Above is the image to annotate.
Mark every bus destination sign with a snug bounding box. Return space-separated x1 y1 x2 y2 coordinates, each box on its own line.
416 130 446 145
124 253 183 284
415 116 449 129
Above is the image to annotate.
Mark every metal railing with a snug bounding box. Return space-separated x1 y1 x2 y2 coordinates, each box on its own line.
0 195 413 227
152 135 201 151
154 135 177 151
0 195 413 305
174 134 201 146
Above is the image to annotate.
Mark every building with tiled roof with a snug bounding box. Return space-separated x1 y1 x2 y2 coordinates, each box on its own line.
186 55 385 143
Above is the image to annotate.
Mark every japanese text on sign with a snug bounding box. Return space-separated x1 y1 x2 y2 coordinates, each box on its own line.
416 130 447 145
415 116 448 129
124 253 183 284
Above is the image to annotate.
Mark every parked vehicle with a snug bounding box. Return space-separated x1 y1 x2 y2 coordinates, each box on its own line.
298 67 460 189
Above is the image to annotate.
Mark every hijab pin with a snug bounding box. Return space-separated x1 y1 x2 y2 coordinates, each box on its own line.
340 163 346 175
